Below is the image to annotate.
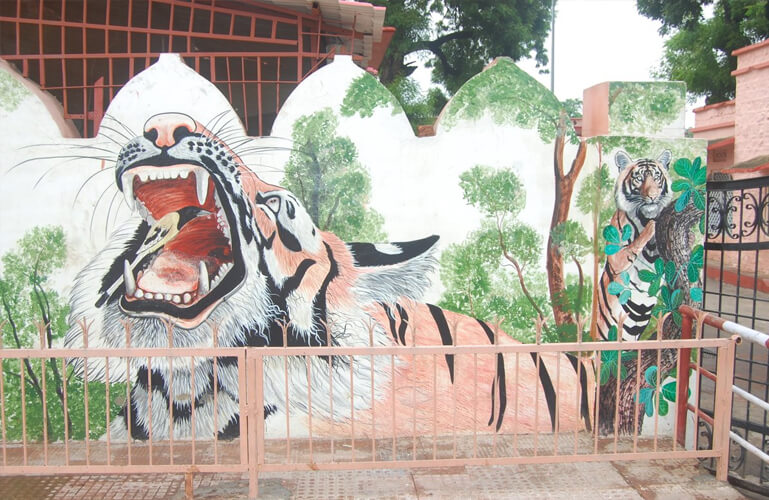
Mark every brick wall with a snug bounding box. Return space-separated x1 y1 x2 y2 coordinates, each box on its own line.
733 41 769 163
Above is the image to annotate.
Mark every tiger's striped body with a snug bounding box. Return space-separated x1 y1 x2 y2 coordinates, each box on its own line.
597 150 673 341
253 184 594 436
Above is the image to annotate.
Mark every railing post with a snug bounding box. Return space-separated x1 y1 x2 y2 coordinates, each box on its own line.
247 350 265 500
713 336 737 481
676 310 693 446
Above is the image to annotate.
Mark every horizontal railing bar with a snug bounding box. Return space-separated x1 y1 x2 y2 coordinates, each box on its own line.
0 464 249 475
722 320 769 349
687 403 716 426
257 449 718 472
0 339 733 358
681 305 768 349
730 431 769 465
0 347 246 358
240 339 731 354
692 363 718 382
732 384 769 413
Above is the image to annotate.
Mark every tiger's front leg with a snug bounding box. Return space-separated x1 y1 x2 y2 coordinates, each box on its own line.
607 219 656 276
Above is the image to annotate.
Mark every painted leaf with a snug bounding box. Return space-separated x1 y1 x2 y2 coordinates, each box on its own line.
665 261 677 286
673 311 683 326
662 381 677 402
675 190 691 212
621 224 633 242
644 365 658 386
690 245 704 266
699 214 705 234
621 350 638 362
605 244 621 256
657 397 669 416
619 290 631 305
671 179 690 192
694 167 707 186
648 279 660 297
673 158 692 178
692 189 706 210
660 286 671 306
638 269 657 282
607 281 625 295
607 325 618 342
687 263 699 283
671 289 683 308
620 271 630 285
654 258 664 275
690 287 703 303
603 225 620 244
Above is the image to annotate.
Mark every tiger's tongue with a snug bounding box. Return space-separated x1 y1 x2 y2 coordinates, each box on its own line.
137 251 200 295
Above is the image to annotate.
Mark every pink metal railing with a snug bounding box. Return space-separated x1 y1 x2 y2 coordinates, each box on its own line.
0 314 739 499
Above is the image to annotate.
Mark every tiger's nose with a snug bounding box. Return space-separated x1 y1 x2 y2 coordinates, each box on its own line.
143 113 197 148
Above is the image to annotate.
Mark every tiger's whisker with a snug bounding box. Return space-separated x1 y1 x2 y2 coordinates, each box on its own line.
102 113 137 137
6 154 114 175
74 168 115 207
89 183 117 238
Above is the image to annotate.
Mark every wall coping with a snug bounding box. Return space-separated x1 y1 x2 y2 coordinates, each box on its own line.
693 100 735 114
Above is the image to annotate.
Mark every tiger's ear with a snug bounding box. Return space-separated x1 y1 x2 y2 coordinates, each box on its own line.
347 235 440 303
347 235 439 268
657 150 672 170
615 150 632 172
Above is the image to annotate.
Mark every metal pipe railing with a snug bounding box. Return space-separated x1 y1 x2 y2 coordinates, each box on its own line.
677 304 769 480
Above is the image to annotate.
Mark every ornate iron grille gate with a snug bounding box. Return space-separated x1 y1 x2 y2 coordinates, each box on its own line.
701 174 769 492
0 0 354 137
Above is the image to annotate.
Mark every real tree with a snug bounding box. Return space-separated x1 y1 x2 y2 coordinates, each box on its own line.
638 0 769 103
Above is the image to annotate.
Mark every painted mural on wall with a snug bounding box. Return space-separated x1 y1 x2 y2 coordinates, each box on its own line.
0 53 705 443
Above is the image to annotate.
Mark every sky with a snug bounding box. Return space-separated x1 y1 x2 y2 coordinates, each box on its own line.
409 0 705 127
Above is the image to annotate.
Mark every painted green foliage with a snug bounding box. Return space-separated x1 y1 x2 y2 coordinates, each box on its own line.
440 58 577 144
341 73 402 119
0 71 30 113
438 166 547 342
607 82 685 136
0 227 119 441
282 108 386 242
438 166 593 343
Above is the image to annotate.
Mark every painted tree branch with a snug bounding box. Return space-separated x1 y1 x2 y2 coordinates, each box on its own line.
496 216 545 321
547 111 587 328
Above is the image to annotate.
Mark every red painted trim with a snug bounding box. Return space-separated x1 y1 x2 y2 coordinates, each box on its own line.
690 121 735 134
732 38 769 56
693 100 735 113
732 59 769 76
720 162 769 175
707 137 735 151
706 266 769 294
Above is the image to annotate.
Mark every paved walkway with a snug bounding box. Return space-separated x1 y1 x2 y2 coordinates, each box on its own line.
0 459 747 499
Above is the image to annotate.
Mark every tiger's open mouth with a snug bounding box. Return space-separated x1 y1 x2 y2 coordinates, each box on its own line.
110 162 245 325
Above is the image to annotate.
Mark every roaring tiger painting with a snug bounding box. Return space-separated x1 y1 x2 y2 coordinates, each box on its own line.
63 112 594 440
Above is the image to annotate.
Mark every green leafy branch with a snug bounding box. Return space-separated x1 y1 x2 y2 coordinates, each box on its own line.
636 365 690 417
671 156 707 233
599 326 637 385
603 224 633 256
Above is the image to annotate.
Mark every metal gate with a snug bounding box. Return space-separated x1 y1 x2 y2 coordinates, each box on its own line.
0 0 357 137
701 173 769 492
